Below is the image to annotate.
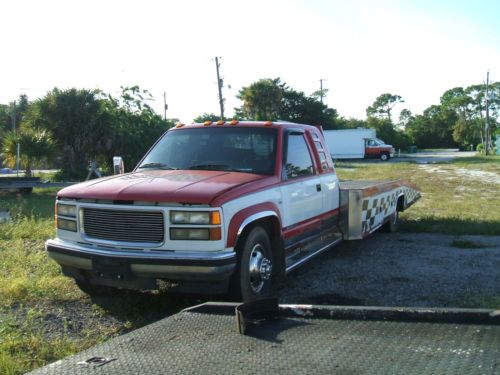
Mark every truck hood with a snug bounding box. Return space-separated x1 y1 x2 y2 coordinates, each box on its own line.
57 170 269 205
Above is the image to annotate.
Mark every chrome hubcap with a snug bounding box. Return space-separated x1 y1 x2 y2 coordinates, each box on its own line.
248 244 272 293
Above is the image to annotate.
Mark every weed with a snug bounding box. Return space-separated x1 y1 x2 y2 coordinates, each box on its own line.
458 294 500 309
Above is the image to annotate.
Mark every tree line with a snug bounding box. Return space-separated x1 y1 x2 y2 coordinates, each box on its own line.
0 87 174 179
198 78 499 152
1 79 498 179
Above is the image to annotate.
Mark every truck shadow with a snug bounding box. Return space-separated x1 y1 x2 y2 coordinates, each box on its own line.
400 218 500 236
87 290 212 331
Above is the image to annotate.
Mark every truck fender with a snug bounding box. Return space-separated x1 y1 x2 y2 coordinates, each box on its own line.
227 203 285 276
226 203 282 248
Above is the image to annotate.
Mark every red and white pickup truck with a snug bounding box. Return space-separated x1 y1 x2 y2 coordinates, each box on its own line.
46 121 420 301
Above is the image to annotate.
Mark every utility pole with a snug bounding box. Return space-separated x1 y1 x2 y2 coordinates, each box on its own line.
215 57 224 119
319 79 326 126
485 71 490 155
319 78 325 106
11 101 20 176
163 92 168 121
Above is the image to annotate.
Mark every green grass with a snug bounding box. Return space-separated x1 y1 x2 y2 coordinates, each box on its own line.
0 307 116 375
336 155 500 235
0 189 198 373
458 294 500 309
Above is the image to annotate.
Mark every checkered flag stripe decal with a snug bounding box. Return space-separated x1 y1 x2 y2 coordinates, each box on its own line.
361 186 420 233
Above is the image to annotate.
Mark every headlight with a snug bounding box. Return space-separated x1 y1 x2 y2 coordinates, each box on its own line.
57 218 77 232
170 211 220 225
57 204 77 217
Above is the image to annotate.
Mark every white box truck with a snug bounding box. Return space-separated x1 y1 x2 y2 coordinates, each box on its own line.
324 128 395 161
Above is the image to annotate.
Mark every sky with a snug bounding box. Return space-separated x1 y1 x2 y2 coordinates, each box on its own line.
1 0 499 123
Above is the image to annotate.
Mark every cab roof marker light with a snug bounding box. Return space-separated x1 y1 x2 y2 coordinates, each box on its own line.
175 123 185 128
264 121 273 126
216 120 225 125
203 121 212 126
230 120 238 125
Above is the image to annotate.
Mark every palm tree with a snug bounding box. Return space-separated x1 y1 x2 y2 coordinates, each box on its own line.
2 130 56 177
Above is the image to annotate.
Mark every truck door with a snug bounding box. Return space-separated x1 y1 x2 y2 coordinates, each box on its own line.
364 138 380 158
280 131 323 232
310 133 339 213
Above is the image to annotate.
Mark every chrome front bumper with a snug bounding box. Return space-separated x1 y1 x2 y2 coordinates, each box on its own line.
45 238 236 283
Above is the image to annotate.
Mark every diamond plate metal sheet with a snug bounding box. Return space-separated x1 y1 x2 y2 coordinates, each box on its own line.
29 307 500 375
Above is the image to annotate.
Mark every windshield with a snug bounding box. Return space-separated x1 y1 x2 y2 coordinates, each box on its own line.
138 127 278 175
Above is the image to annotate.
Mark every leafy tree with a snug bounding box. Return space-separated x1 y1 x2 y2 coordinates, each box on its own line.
398 109 414 128
235 78 285 120
2 129 55 176
235 78 339 128
280 89 338 129
438 84 500 149
336 117 366 129
366 93 404 122
365 117 410 150
23 88 111 179
0 94 30 136
104 87 173 172
0 104 10 136
405 105 457 148
193 113 225 123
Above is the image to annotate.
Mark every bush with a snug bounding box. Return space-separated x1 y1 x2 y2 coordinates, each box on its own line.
476 143 484 153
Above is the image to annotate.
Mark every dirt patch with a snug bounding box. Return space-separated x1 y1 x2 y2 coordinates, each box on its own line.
277 233 500 308
418 164 500 184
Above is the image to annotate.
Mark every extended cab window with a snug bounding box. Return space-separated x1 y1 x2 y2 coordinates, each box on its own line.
284 133 314 179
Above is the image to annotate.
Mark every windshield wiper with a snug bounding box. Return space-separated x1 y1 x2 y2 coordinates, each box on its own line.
188 164 242 172
138 163 177 170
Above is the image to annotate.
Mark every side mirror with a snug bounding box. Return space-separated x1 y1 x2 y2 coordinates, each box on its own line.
113 156 125 175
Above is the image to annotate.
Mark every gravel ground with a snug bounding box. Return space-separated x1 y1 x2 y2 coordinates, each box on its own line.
277 232 500 307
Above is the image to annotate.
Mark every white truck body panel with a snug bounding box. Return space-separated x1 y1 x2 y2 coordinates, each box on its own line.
324 128 376 159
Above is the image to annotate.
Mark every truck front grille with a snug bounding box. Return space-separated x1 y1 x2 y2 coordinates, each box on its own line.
82 208 164 243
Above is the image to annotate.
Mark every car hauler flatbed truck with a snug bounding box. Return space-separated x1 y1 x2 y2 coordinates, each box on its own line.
29 301 500 375
45 121 420 301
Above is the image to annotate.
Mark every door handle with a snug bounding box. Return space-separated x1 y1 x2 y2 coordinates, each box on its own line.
316 184 322 192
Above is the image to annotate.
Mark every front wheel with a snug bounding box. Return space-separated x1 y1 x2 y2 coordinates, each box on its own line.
231 226 274 302
380 153 390 161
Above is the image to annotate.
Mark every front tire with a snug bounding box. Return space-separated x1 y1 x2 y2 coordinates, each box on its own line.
380 153 390 161
232 226 274 302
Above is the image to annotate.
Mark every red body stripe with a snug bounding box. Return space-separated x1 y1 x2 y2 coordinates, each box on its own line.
283 208 339 240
